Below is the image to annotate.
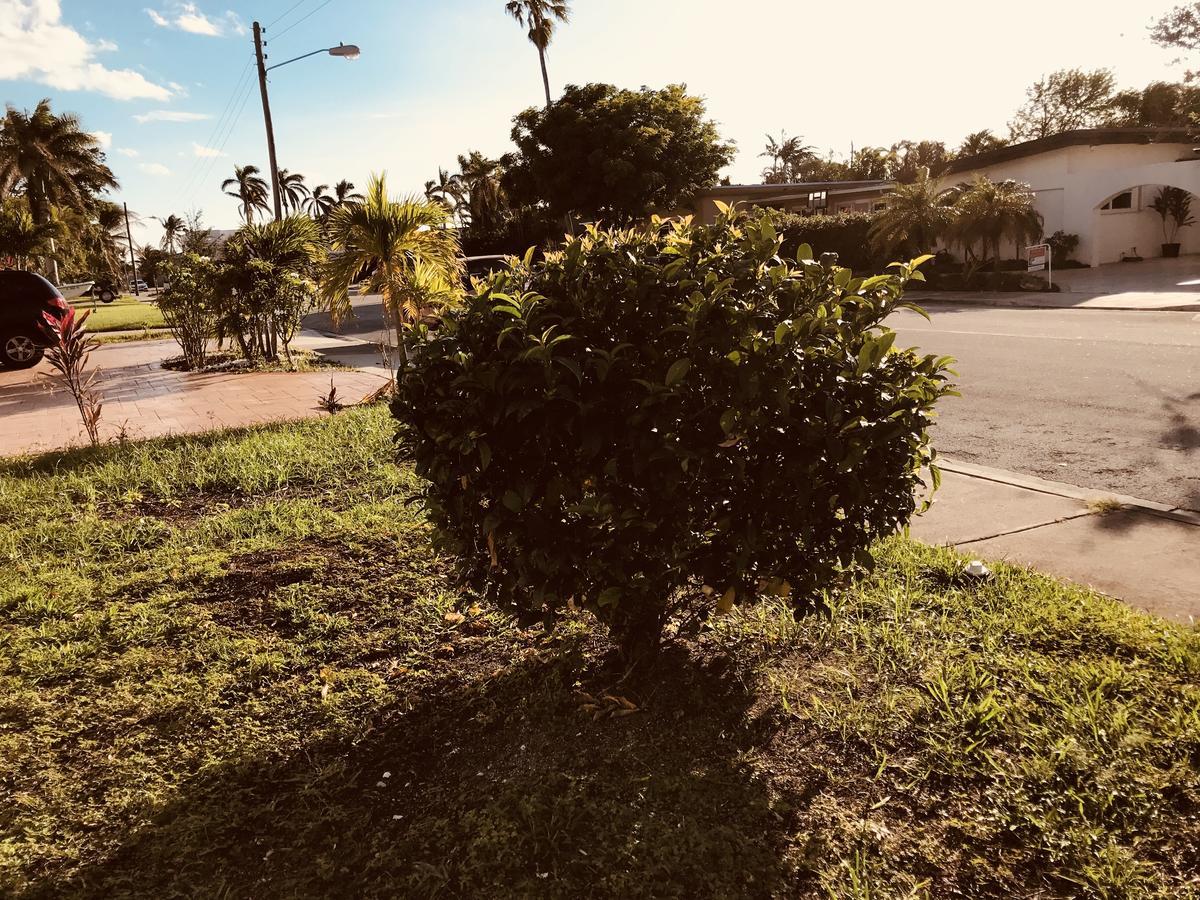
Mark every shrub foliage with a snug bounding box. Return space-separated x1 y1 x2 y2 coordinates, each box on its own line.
392 209 955 658
764 209 880 271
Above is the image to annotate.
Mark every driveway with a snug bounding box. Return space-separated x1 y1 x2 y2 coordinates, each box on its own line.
0 340 388 457
1054 254 1200 295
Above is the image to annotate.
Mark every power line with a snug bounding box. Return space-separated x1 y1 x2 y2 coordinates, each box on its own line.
173 60 255 208
265 0 309 30
271 0 336 42
183 78 257 212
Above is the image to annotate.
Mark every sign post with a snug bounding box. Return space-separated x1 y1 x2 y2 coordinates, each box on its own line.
1027 243 1052 288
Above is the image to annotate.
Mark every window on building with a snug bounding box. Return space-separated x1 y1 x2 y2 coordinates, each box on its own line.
808 191 828 210
1101 190 1134 211
873 201 887 212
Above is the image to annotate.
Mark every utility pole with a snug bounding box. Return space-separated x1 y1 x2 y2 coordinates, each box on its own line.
124 202 140 297
253 21 283 221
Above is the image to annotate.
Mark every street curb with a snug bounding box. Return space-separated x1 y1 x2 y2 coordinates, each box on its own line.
908 293 1200 313
939 458 1200 528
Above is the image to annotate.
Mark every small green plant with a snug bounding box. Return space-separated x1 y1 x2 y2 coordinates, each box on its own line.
1045 230 1080 262
157 252 221 370
392 208 956 662
40 307 104 446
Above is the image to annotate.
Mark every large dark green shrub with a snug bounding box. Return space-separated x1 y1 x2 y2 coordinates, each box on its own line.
764 210 880 271
392 209 955 660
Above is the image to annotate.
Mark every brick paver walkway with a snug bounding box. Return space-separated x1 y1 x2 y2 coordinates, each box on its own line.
0 340 388 457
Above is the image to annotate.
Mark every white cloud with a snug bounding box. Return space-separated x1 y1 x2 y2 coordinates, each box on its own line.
139 162 172 176
134 109 212 123
145 3 244 37
0 0 172 101
191 142 226 158
92 130 112 148
116 147 140 157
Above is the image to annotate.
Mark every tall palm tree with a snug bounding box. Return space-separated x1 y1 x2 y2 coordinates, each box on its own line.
425 167 465 223
333 179 364 206
154 214 187 253
306 184 336 220
759 131 817 183
0 99 118 227
951 176 1043 271
505 0 571 107
320 173 462 372
869 170 956 258
456 151 509 231
276 169 311 214
221 164 270 225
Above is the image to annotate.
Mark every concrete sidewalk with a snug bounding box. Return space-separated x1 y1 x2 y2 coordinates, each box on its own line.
911 460 1200 624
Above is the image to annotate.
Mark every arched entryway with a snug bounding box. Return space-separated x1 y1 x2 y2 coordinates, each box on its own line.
1089 184 1199 266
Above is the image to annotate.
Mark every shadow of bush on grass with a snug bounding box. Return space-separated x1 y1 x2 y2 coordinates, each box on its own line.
36 644 793 900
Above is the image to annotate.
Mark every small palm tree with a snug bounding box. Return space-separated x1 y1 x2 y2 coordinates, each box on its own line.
0 201 60 269
320 173 462 375
952 176 1043 271
154 214 187 253
760 131 816 183
957 129 1007 159
0 99 118 227
333 179 364 206
221 164 271 225
505 0 571 107
276 169 311 215
306 184 336 220
457 151 509 231
869 170 955 258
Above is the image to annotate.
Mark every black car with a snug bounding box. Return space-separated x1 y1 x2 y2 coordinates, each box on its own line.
0 270 69 369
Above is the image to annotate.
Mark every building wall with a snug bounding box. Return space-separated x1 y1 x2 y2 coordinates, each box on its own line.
941 143 1200 265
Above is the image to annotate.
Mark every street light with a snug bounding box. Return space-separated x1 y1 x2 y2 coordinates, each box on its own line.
252 21 360 220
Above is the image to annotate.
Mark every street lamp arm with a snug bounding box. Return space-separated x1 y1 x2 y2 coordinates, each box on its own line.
266 47 331 71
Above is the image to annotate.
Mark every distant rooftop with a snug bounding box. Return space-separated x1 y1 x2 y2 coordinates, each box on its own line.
948 127 1196 174
701 179 891 196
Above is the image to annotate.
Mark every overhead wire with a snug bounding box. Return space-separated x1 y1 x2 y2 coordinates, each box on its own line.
173 59 255 209
270 0 336 43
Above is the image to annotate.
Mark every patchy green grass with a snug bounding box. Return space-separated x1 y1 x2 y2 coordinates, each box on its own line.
71 296 166 332
1 407 1198 898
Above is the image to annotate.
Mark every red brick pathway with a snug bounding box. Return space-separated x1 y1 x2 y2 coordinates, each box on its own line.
0 340 388 457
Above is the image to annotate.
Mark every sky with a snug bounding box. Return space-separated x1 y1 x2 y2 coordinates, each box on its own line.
0 0 1192 247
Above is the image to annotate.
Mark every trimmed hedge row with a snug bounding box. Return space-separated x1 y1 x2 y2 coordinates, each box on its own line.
761 210 880 272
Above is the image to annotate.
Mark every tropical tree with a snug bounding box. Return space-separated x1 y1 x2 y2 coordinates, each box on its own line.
957 130 1007 158
155 214 187 253
868 170 955 257
424 166 463 219
759 131 817 184
0 99 118 227
1008 68 1117 141
306 184 336 220
456 151 509 231
505 0 571 107
221 164 270 225
320 173 462 374
276 169 310 214
0 200 60 269
333 179 364 206
951 176 1043 270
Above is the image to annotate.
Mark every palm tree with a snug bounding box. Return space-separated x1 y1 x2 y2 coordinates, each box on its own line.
759 131 817 183
221 164 270 225
154 214 187 254
333 179 364 206
456 151 509 231
0 99 118 227
0 201 60 269
957 129 1007 159
320 173 462 374
276 169 311 214
306 184 336 220
869 170 955 258
951 176 1043 271
505 0 571 107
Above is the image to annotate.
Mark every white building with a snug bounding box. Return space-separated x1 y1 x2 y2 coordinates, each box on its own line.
940 127 1200 266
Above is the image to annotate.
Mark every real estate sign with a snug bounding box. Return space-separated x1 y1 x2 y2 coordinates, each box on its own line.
1027 244 1051 272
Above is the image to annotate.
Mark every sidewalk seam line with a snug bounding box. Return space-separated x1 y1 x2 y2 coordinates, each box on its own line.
953 512 1095 546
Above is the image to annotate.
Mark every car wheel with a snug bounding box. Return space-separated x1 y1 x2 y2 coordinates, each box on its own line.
0 332 44 370
99 289 116 303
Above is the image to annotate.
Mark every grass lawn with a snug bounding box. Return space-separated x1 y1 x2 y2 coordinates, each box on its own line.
1 407 1197 898
71 295 166 332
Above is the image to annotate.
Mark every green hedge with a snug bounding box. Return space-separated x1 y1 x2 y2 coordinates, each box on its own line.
761 210 880 271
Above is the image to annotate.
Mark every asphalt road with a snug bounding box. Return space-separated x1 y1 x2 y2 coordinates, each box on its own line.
892 303 1200 510
306 295 1200 510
